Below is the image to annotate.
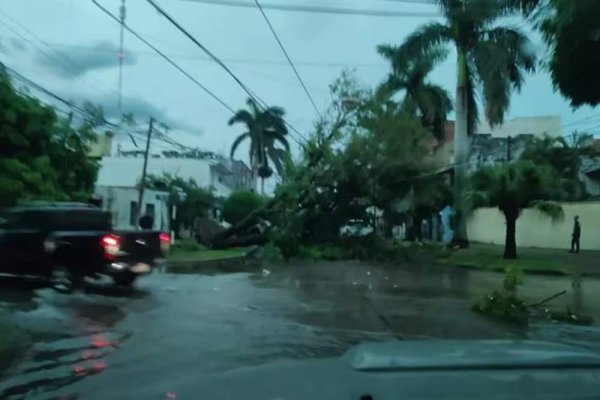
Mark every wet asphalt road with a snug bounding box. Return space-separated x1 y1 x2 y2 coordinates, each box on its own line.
1 261 600 399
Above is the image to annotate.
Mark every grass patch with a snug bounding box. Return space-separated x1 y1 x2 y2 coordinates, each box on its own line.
167 246 249 262
439 244 573 275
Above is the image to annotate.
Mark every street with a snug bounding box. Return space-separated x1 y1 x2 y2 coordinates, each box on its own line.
1 261 600 399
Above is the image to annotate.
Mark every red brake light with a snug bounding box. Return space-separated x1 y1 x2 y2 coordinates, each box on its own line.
159 232 170 244
101 235 120 247
101 234 121 258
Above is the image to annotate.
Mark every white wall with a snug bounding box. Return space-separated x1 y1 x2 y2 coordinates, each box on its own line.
467 202 600 251
477 116 561 138
95 186 170 231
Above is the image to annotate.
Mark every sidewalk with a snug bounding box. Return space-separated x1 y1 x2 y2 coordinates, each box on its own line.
440 243 600 277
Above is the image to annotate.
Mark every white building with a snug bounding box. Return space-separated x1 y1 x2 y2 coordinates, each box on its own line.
97 156 254 198
95 155 254 231
94 186 170 231
476 115 561 138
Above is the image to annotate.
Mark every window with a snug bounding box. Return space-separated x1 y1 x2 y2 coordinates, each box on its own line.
129 201 138 227
145 203 155 221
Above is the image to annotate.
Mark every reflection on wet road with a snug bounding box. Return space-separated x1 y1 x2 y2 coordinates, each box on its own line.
1 261 600 399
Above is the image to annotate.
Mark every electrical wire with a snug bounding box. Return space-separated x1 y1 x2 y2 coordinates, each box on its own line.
253 0 322 119
177 0 439 18
144 0 309 147
89 0 236 115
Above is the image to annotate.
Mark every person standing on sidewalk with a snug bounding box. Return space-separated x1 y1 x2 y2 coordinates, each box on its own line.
570 215 581 253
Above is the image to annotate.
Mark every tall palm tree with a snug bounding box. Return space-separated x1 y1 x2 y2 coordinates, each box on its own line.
388 0 538 245
229 98 290 194
377 46 453 141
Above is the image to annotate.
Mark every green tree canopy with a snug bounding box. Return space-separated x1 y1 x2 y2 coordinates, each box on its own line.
229 98 290 193
145 173 216 232
467 160 563 259
222 190 265 226
0 66 99 207
538 0 600 107
383 0 538 245
520 132 597 200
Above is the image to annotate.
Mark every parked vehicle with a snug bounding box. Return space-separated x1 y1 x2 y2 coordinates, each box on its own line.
0 202 170 288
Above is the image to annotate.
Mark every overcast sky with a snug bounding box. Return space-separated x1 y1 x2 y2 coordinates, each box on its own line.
0 0 598 159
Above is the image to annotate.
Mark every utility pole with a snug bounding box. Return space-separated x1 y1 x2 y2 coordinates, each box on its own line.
136 117 154 227
118 0 126 111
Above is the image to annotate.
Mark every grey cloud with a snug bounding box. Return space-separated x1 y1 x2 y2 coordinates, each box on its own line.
36 41 137 78
93 94 201 135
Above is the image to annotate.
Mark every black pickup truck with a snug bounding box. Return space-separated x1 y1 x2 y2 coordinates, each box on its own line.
0 202 170 288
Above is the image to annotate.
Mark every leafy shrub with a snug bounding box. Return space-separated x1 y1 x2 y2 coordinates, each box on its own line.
222 191 265 226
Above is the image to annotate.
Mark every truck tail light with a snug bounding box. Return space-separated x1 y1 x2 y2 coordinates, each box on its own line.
101 234 121 259
159 232 171 252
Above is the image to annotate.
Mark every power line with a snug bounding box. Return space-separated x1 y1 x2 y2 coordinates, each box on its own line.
89 0 236 114
144 0 309 146
178 0 439 17
0 35 387 69
253 0 322 119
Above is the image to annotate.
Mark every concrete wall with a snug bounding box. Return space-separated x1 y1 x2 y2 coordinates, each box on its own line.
467 202 600 250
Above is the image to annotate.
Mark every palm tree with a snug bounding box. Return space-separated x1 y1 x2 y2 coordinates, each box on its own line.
467 160 563 259
229 98 290 194
388 0 539 246
377 46 453 141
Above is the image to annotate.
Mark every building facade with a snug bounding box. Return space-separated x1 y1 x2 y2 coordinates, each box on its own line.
94 186 170 231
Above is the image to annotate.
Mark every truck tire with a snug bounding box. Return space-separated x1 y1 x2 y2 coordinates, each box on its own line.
113 273 137 287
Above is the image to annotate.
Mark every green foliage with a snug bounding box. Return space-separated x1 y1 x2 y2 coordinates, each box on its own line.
0 67 99 207
473 265 528 324
467 160 563 258
229 98 290 181
145 173 216 231
520 133 596 200
467 160 563 217
266 72 452 256
377 45 452 140
222 191 265 226
538 0 600 107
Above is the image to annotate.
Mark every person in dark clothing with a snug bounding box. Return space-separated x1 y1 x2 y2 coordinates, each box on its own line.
570 215 581 253
139 214 154 230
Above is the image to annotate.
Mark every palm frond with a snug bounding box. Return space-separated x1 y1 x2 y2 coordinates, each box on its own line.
396 22 452 60
471 26 535 126
530 200 564 222
230 132 250 159
228 110 254 127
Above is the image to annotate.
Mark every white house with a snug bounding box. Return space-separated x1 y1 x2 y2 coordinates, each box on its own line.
94 155 254 232
97 156 254 198
94 186 170 231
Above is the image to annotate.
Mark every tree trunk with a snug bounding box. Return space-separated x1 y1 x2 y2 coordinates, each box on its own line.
503 209 518 259
261 178 265 195
452 49 470 248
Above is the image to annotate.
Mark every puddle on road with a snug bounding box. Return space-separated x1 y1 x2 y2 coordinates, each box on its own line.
1 261 600 399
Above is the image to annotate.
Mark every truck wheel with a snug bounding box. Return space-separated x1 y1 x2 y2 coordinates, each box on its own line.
113 273 137 287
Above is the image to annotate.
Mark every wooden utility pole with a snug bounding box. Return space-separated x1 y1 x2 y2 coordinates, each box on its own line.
136 117 154 226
